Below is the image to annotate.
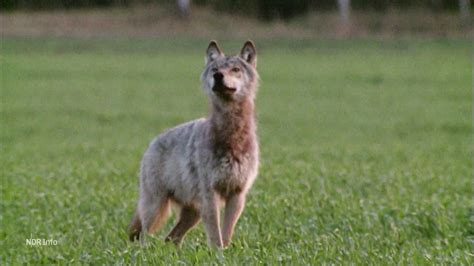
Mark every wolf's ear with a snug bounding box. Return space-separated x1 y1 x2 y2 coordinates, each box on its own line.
206 40 223 64
240 40 257 67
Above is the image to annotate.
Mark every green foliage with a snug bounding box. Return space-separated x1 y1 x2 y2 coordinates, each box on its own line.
0 0 152 10
1 0 469 16
1 37 471 264
203 0 310 21
197 0 469 20
350 0 463 11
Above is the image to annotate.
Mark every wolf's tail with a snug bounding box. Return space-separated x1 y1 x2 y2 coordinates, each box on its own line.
128 210 142 241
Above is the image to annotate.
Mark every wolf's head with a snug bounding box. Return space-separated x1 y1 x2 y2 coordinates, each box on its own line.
201 41 259 104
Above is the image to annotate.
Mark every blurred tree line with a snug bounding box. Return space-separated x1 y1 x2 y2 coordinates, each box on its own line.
200 0 469 20
1 0 471 21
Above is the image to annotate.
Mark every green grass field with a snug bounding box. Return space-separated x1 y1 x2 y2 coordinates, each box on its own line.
1 37 471 264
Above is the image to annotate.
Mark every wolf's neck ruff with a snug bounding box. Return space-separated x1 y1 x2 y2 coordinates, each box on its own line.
209 99 256 161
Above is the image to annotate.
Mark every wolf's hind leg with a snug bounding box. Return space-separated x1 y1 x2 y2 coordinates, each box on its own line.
139 192 171 238
165 206 200 245
128 210 142 241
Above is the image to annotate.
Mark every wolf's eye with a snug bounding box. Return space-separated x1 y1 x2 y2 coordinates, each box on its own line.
231 67 241 73
211 68 218 72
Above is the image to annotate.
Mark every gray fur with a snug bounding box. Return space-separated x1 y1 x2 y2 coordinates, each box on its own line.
128 40 260 248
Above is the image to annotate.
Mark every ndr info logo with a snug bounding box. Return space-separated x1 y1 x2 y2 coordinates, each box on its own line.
26 236 58 246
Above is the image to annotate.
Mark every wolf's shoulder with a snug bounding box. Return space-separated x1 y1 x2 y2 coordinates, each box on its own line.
147 118 207 151
165 118 207 136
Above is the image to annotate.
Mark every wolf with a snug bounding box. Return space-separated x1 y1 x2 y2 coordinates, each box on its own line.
128 40 260 248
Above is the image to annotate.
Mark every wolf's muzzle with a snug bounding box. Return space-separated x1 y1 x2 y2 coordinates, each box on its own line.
212 72 236 98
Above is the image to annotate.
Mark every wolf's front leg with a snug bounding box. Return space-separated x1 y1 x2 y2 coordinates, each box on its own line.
222 193 245 247
201 190 223 248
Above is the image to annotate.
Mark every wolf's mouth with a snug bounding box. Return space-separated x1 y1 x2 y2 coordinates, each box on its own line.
212 84 236 94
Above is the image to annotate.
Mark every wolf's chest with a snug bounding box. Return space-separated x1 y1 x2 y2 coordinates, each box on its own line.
211 153 254 197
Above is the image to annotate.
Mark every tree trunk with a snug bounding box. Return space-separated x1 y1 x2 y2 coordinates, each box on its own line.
337 0 351 36
177 0 191 17
338 0 350 27
459 0 470 21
